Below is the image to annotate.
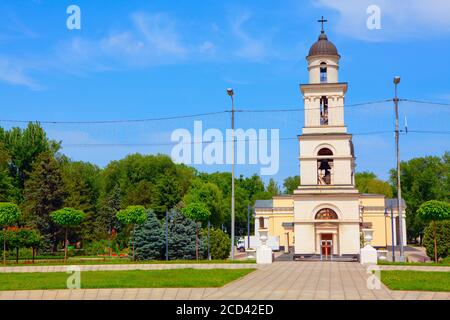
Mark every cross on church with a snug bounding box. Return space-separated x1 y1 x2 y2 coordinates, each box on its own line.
318 16 327 31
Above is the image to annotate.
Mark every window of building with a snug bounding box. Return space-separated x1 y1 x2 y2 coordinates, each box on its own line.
320 96 329 125
320 62 327 83
315 208 338 220
259 217 265 229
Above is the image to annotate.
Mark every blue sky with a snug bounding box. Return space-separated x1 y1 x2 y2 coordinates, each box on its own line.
0 0 449 185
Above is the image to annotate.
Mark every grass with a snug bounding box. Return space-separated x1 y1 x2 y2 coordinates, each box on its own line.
0 268 255 291
1 258 256 267
378 257 450 267
381 270 450 292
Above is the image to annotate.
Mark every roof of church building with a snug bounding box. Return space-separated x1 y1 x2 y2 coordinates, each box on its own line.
307 31 340 58
254 199 273 208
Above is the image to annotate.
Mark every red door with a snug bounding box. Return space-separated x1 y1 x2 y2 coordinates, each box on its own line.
321 234 333 256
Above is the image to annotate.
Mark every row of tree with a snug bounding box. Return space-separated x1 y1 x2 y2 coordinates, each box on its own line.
0 123 448 258
0 123 283 256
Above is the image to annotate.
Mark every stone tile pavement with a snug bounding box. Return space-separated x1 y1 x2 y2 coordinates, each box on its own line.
0 261 448 300
0 263 258 273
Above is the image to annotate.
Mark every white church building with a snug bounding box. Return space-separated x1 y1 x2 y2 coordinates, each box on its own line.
254 23 407 261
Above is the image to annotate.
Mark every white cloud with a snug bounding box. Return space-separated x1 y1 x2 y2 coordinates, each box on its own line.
314 0 450 41
132 12 187 56
230 11 267 61
199 41 216 55
0 56 41 90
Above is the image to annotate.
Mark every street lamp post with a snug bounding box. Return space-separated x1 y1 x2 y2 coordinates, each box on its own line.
247 204 251 249
393 76 405 262
227 88 236 260
165 210 169 261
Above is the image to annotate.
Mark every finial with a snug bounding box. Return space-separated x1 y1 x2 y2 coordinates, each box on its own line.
318 16 328 33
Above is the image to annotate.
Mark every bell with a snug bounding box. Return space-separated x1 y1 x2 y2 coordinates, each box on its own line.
318 160 331 170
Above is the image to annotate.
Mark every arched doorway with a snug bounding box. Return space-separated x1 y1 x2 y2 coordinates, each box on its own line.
315 208 339 259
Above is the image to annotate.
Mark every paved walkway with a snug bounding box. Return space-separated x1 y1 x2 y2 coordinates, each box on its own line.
0 263 257 273
0 262 448 300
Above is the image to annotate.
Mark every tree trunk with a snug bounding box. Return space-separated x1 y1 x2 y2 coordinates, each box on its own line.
16 247 19 264
32 247 35 264
3 228 6 266
64 227 68 263
196 223 199 260
433 221 438 263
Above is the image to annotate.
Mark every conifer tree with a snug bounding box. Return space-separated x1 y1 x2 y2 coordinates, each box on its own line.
133 211 164 260
168 211 201 260
23 153 65 252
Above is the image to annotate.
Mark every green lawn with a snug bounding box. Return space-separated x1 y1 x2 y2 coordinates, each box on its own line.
378 257 450 267
0 268 255 291
381 270 450 292
1 258 256 267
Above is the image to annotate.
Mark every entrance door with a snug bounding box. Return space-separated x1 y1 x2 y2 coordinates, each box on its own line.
320 234 333 259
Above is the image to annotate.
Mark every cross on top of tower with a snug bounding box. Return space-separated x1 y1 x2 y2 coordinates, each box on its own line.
318 16 327 32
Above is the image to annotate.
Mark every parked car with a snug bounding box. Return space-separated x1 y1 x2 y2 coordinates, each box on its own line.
237 238 246 252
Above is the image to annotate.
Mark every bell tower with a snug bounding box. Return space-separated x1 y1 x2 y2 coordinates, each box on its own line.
297 19 355 188
293 19 361 258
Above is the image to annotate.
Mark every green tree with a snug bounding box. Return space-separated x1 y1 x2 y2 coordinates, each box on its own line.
417 200 450 262
50 207 86 262
23 152 65 252
183 179 224 226
0 143 16 202
0 203 21 265
423 220 450 261
61 160 100 241
152 175 183 218
355 172 393 198
283 176 300 194
1 228 41 263
390 153 449 242
266 178 280 196
0 123 60 193
96 185 122 253
167 211 199 260
116 205 147 260
182 202 211 260
133 211 164 260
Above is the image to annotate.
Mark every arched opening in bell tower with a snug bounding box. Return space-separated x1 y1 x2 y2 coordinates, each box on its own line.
317 148 333 185
320 62 327 83
320 96 329 125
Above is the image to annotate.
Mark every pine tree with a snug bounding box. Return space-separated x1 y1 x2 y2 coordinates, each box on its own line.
23 152 65 252
168 211 202 260
133 211 164 260
96 185 122 239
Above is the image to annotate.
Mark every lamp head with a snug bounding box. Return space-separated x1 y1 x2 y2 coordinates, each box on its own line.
393 76 401 84
226 88 234 96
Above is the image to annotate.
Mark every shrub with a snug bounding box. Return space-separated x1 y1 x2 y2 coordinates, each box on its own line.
83 239 110 256
202 227 230 260
423 220 450 261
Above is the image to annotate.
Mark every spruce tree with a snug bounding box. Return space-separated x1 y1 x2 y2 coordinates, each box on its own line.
168 211 202 260
23 152 65 252
133 211 164 260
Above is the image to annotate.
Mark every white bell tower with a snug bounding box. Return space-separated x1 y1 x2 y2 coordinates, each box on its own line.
293 18 361 259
